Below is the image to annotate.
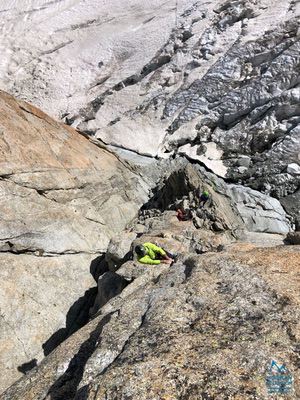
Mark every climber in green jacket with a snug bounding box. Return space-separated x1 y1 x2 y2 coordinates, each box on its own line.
135 242 175 265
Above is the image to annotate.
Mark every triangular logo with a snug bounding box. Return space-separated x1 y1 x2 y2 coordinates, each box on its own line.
268 360 289 374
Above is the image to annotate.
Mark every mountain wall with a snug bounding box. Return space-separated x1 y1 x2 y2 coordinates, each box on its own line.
0 0 299 225
0 0 299 397
0 90 153 392
0 89 293 394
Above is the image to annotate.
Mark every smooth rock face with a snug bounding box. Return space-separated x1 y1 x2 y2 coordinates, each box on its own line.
0 90 150 393
228 185 291 234
3 242 300 400
0 253 95 393
0 91 149 254
0 0 299 223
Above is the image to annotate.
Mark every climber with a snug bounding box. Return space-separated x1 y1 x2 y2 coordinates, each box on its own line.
135 242 175 265
199 190 210 207
176 207 191 221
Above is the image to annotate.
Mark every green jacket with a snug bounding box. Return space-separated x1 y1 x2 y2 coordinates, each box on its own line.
137 242 166 265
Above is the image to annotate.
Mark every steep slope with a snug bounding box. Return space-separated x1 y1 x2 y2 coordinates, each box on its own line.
0 0 299 225
0 90 152 393
2 213 299 400
0 88 292 394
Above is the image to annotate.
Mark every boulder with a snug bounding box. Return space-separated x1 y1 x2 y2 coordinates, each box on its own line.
287 163 300 175
237 156 251 168
116 261 153 281
105 232 137 272
237 166 248 174
89 271 128 316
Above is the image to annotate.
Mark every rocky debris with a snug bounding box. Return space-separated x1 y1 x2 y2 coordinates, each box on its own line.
0 90 153 393
89 179 291 322
138 163 242 234
138 161 292 236
2 243 300 400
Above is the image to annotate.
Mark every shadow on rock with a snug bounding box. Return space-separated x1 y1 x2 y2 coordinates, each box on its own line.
42 286 98 356
140 168 194 212
47 312 114 400
42 255 109 356
17 358 37 374
90 254 109 282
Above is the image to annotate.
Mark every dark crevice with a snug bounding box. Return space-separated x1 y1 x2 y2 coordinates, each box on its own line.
18 0 65 15
40 40 74 56
41 254 110 359
183 257 197 280
89 54 172 115
0 247 102 256
140 168 195 212
90 254 108 282
46 311 115 400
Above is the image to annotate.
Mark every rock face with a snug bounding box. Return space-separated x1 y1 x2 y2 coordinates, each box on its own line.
0 90 152 393
0 1 299 393
0 0 299 224
0 87 292 394
2 219 299 399
228 185 291 234
0 87 294 394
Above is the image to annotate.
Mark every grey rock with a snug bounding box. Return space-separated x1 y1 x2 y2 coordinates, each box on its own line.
0 253 96 393
228 185 291 234
212 221 225 231
3 244 300 400
287 163 300 175
89 271 128 316
116 260 153 281
237 166 248 174
105 232 137 272
237 156 251 168
0 91 151 393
